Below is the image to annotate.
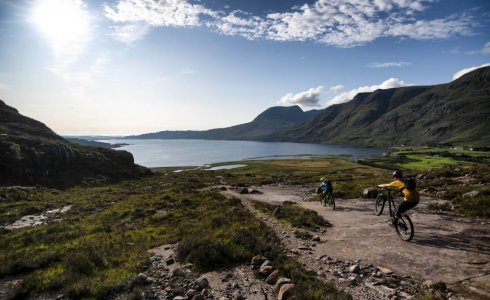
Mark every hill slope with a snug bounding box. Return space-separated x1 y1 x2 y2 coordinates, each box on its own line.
0 100 148 187
127 105 321 140
271 67 490 146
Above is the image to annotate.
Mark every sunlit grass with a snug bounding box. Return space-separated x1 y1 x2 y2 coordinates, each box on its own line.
1 153 488 297
397 154 462 170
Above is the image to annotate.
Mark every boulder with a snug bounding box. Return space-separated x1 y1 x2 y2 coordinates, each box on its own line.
463 191 480 198
239 187 249 194
165 256 175 265
265 270 280 284
251 255 267 266
274 277 292 291
349 264 360 274
363 188 378 198
378 267 393 275
277 283 295 300
259 265 274 277
195 276 209 289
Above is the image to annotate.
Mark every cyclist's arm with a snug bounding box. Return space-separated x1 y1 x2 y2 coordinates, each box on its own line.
377 183 390 188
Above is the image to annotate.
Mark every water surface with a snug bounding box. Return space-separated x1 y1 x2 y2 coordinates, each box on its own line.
99 139 388 168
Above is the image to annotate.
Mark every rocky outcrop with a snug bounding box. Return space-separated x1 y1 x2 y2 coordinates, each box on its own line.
0 100 149 187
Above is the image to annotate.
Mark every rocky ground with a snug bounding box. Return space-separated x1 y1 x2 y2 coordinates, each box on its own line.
3 184 488 300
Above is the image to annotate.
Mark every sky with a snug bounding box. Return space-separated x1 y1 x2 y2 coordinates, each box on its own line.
0 0 489 135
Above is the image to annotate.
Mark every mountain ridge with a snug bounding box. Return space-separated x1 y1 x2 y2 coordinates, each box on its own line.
126 105 322 140
266 67 490 146
0 100 149 187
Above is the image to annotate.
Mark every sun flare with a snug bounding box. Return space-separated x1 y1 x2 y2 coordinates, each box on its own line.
30 0 91 58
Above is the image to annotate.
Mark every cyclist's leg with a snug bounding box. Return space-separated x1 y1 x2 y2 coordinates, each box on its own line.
396 201 418 218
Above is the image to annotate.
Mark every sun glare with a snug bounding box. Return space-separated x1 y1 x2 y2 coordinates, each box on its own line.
31 0 91 58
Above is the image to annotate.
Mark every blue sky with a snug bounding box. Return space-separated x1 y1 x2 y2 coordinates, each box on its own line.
0 0 489 135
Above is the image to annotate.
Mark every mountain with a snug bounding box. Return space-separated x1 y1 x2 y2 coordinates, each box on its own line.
269 67 490 146
127 105 322 140
0 100 149 187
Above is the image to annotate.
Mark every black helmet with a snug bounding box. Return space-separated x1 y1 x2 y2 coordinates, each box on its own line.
392 170 403 178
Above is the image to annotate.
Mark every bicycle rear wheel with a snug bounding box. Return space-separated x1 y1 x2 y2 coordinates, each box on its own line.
395 214 414 241
328 194 335 210
375 195 385 216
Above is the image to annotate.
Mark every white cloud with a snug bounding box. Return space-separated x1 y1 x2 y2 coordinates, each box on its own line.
326 78 408 106
105 0 474 47
483 42 490 55
0 82 8 90
104 0 216 40
329 84 345 94
367 61 412 68
279 86 324 107
111 23 150 43
452 63 490 80
386 14 473 40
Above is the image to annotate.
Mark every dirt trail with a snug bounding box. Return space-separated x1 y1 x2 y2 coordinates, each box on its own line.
222 184 490 299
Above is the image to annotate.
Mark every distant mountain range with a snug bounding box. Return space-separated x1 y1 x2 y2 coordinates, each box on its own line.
272 66 490 146
0 100 148 187
126 105 322 140
128 66 490 147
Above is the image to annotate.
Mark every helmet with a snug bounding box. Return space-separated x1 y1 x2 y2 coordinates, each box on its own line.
320 177 326 182
392 170 403 178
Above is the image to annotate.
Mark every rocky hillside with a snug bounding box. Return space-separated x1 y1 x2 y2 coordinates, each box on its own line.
0 100 149 187
269 67 490 146
127 105 321 140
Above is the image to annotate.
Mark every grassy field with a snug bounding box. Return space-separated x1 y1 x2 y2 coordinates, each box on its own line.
0 162 353 299
1 152 488 298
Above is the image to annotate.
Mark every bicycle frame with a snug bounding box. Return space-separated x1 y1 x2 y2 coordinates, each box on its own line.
376 187 415 241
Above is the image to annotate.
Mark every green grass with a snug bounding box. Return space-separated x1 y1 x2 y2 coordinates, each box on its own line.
0 163 352 299
275 255 351 300
0 172 279 298
252 200 331 229
1 154 488 298
397 154 460 170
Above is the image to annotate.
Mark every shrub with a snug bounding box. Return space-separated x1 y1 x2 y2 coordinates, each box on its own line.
177 235 230 271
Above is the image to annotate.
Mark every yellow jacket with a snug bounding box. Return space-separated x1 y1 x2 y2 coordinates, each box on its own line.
389 179 420 202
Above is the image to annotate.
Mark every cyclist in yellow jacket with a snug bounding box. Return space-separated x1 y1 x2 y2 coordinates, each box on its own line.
378 170 419 224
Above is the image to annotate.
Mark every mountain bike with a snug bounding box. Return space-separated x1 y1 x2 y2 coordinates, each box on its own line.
321 191 335 210
375 187 414 241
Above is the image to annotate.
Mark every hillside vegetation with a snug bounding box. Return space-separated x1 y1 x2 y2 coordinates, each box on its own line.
272 67 490 146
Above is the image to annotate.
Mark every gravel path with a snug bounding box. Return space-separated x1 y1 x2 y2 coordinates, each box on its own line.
222 184 490 300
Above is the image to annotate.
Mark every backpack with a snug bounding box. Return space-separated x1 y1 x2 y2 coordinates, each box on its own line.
402 178 416 191
321 180 333 193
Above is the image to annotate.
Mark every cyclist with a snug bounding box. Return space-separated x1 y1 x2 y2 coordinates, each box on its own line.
319 177 333 197
378 170 419 225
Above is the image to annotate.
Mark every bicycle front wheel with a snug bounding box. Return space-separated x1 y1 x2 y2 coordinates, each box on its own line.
375 195 385 216
395 214 414 241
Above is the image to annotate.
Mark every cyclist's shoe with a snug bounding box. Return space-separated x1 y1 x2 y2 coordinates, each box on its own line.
388 218 396 227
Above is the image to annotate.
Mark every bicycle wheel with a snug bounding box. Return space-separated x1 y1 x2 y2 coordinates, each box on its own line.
395 214 414 241
375 195 385 216
320 194 326 206
328 194 335 210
